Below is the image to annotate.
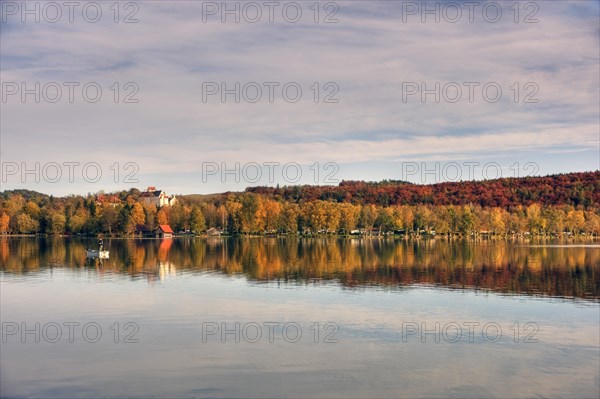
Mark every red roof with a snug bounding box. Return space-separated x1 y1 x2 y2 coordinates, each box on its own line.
141 189 163 197
159 225 173 234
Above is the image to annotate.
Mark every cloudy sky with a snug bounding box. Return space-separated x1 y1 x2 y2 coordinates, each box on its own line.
1 0 599 195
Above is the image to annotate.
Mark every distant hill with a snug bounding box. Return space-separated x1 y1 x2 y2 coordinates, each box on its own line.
0 189 48 201
243 171 600 208
1 172 598 208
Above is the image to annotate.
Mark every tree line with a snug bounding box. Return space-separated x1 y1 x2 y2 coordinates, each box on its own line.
0 172 598 236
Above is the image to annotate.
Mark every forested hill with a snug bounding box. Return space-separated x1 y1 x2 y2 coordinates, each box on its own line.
1 172 598 209
0 171 598 236
245 171 600 207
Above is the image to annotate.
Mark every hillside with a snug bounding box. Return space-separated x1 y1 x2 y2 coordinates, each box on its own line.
1 171 598 236
244 171 600 207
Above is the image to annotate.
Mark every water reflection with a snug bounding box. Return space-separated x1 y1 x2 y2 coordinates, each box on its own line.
2 237 598 300
2 237 599 398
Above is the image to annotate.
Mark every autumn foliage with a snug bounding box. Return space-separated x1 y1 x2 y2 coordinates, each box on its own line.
0 172 598 236
246 171 600 207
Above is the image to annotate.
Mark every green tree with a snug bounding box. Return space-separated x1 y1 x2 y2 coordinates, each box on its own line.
143 202 157 229
459 206 475 235
45 209 66 234
100 206 119 235
225 198 242 234
169 203 186 232
201 203 219 228
359 204 377 234
375 207 395 233
413 205 432 233
67 208 89 234
190 206 206 234
118 207 136 235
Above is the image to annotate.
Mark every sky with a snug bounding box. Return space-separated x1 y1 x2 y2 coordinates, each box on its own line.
1 0 599 196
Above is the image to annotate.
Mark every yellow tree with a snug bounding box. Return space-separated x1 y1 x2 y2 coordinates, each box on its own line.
0 213 9 233
216 205 228 229
323 202 341 233
489 207 506 235
431 206 451 234
131 203 146 225
527 203 545 234
279 203 299 233
584 211 600 235
254 196 267 232
24 201 41 220
4 194 24 232
304 201 327 233
18 213 40 233
545 207 565 235
157 208 169 226
4 194 24 217
238 194 264 233
339 203 360 233
565 210 585 234
263 199 282 232
474 206 489 233
400 206 414 233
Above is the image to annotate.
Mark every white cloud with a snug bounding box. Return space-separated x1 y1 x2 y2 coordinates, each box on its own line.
1 0 598 193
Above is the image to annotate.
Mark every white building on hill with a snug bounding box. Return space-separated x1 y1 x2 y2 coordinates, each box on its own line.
140 186 177 207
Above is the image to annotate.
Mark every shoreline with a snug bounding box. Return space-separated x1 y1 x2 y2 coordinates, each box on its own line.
2 233 599 241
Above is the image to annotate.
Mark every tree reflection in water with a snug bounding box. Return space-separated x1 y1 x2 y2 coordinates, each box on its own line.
1 237 598 300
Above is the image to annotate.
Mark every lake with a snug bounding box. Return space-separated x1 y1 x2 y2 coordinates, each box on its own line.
1 237 599 398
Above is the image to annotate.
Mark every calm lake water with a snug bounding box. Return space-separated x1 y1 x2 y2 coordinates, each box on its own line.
1 237 599 398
